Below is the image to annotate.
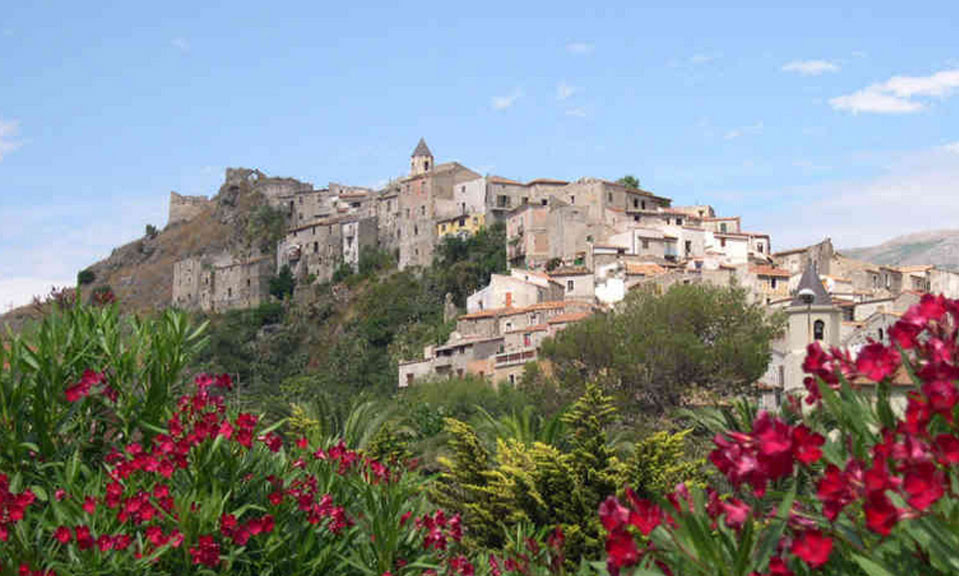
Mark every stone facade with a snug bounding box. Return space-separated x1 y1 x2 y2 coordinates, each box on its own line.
172 253 273 313
168 191 213 226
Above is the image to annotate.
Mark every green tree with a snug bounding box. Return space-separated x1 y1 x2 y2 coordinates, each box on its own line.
431 221 507 306
145 223 159 238
76 268 95 286
247 205 287 253
269 265 295 300
541 283 784 413
616 174 640 189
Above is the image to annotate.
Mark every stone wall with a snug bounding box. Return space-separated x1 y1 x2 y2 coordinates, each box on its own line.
168 192 213 226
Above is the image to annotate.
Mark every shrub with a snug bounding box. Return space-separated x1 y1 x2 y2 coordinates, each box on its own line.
269 265 295 300
599 293 959 576
76 268 96 286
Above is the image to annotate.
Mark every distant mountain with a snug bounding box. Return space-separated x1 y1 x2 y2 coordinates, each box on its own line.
843 230 959 270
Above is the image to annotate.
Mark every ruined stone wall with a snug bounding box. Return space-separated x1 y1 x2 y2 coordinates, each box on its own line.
168 192 213 226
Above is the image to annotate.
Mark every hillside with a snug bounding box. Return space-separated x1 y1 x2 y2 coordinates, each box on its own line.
843 230 959 270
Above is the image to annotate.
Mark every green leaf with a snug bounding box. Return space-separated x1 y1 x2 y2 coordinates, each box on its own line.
852 554 897 576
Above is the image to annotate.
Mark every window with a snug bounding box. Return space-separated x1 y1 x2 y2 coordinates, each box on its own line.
569 195 575 204
246 278 251 287
459 218 466 226
684 240 692 255
771 278 777 289
758 243 765 253
461 202 466 212
524 333 531 347
814 320 825 341
608 192 613 202
420 205 426 216
227 287 232 298
424 161 430 171
406 373 414 385
414 225 418 236
541 199 548 206
508 374 516 385
720 238 727 248
641 200 646 210
720 222 727 233
878 328 884 341
642 239 650 249
676 218 683 226
567 280 574 291
314 241 318 253
633 198 639 209
440 224 446 232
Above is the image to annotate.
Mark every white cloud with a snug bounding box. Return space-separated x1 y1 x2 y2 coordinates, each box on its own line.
757 145 959 249
171 37 190 53
830 68 959 114
566 42 593 55
564 108 587 118
0 118 22 161
724 121 764 140
491 89 523 111
782 59 840 76
0 277 73 312
556 81 577 101
689 52 721 65
943 142 959 154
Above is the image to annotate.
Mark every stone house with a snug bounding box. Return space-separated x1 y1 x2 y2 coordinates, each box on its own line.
437 212 485 239
549 266 595 301
167 191 213 226
396 139 481 269
746 265 791 304
172 253 273 313
467 272 564 313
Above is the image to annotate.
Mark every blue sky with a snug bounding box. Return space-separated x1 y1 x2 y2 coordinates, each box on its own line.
2 1 959 310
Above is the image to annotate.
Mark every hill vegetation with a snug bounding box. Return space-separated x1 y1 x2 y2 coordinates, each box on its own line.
843 229 959 269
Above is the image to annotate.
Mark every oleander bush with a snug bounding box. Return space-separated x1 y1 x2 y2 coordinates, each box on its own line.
598 293 959 576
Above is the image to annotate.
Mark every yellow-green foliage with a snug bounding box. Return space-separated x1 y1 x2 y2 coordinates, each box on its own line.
433 384 703 562
623 429 705 498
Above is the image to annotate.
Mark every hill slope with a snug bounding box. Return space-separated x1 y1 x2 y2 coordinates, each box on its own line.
843 230 959 270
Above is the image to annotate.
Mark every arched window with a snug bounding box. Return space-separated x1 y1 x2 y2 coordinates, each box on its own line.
878 328 884 341
814 320 825 341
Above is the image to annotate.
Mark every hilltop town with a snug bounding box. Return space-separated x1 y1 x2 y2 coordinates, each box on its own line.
41 139 959 411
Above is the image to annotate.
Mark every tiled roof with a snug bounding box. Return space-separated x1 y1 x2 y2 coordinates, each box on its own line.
547 311 592 324
792 263 832 307
750 265 791 278
505 323 549 334
458 300 583 320
625 263 667 276
412 138 432 157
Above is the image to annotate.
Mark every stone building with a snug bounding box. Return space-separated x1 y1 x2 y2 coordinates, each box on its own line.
172 253 274 313
759 263 842 409
276 214 378 284
396 139 481 269
167 191 213 226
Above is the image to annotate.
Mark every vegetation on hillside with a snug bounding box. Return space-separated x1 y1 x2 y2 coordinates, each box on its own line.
541 283 785 414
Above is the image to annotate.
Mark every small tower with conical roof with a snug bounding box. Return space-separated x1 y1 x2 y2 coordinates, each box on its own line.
410 138 433 176
781 261 842 395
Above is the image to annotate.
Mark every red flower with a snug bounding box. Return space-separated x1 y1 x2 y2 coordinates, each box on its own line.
598 496 630 532
605 529 639 573
189 535 221 568
259 432 283 452
74 526 94 550
790 529 833 568
767 557 793 576
903 462 945 511
53 526 71 544
856 342 900 382
922 380 959 415
720 497 751 529
864 492 899 536
934 434 959 465
82 496 97 515
791 425 825 465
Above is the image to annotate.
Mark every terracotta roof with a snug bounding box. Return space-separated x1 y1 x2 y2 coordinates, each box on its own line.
899 265 934 273
750 265 791 278
458 300 584 320
506 323 549 334
488 175 523 185
435 335 504 351
549 266 591 277
702 216 740 222
547 311 592 325
526 178 569 186
626 263 667 276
